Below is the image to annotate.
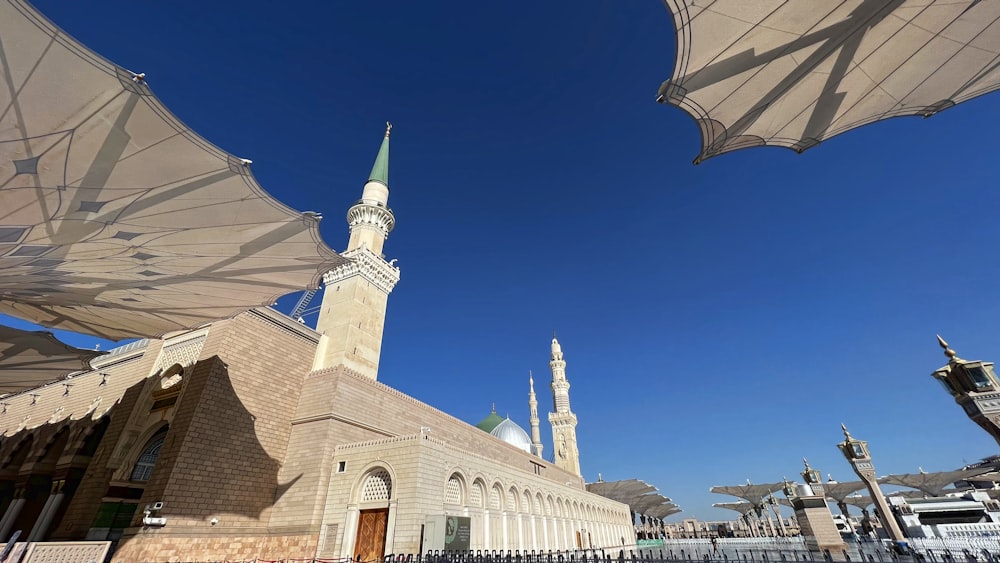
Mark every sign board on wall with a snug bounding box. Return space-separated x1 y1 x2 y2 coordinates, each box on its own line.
444 516 471 551
423 515 471 552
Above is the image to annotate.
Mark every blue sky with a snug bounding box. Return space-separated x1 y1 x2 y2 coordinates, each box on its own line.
13 0 1000 521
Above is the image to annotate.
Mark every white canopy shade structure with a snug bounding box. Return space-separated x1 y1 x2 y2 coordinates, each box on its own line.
878 468 995 497
823 480 867 503
710 482 785 506
713 501 755 516
0 0 344 340
645 503 682 520
586 479 681 518
587 478 658 501
657 1 1000 162
0 324 103 396
843 494 873 510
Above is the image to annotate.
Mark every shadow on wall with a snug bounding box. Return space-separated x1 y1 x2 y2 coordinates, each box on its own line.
0 353 301 544
128 355 301 524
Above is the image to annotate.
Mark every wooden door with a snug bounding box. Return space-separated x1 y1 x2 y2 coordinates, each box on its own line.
354 508 389 562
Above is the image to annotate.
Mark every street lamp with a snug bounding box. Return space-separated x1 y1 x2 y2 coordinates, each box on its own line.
932 336 1000 446
836 424 907 549
801 459 824 496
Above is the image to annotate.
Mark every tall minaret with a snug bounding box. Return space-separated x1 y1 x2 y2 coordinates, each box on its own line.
548 334 581 476
528 371 544 458
312 123 401 379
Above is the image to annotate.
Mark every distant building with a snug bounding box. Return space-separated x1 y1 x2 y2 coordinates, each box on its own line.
889 492 1000 538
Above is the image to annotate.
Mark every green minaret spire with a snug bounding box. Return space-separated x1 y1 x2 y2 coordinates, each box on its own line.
368 121 391 187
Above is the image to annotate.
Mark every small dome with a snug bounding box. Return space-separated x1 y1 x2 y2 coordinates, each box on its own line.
476 407 504 433
490 417 532 453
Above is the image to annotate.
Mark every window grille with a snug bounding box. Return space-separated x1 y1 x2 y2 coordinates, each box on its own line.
471 483 484 508
489 487 501 510
362 469 392 502
130 432 165 482
445 476 462 505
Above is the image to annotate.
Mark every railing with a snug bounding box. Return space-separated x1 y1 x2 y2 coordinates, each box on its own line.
64 538 1000 563
377 545 1000 563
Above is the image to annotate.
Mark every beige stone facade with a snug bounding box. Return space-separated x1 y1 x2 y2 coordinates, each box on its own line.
0 308 633 561
0 127 633 561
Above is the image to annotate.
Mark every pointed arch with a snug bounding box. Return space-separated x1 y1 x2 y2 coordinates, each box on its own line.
445 472 466 506
360 468 393 503
506 486 518 512
471 479 486 508
130 427 167 483
489 483 502 511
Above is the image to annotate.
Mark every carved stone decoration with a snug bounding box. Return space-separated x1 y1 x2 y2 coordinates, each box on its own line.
347 202 395 239
152 333 207 373
323 247 400 296
48 406 65 424
159 373 183 392
109 430 139 471
84 396 102 416
16 415 30 432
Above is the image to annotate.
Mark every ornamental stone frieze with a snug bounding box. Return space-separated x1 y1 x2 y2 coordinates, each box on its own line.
347 201 395 238
968 393 1000 415
324 247 401 295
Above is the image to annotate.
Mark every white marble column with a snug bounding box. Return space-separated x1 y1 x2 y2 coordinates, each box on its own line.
482 511 490 551
0 485 26 542
340 505 360 559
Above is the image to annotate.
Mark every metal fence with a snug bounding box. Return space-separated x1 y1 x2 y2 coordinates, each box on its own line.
70 538 1000 563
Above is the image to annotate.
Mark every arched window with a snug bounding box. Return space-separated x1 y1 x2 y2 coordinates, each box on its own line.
471 481 485 508
445 475 463 505
361 469 392 502
489 486 501 510
130 430 166 482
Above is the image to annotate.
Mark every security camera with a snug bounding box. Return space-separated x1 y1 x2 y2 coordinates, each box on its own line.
143 502 167 527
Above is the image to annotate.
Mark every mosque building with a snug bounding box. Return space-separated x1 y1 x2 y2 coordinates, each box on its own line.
0 126 635 562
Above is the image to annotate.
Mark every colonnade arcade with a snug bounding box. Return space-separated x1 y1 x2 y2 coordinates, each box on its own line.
441 471 632 552
0 415 109 542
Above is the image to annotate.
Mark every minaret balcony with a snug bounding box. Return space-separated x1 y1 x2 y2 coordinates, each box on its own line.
323 246 400 295
347 202 396 237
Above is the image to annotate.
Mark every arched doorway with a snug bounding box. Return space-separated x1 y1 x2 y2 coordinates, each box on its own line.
353 468 392 562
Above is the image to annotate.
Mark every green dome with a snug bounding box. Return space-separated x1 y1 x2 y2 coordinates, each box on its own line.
476 406 503 433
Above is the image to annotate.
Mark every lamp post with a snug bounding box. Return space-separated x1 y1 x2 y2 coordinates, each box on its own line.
931 336 1000 446
836 424 906 548
801 459 824 496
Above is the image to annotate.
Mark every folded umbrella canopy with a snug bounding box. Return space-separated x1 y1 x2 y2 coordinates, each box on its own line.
0 0 344 340
657 1 1000 162
0 324 103 396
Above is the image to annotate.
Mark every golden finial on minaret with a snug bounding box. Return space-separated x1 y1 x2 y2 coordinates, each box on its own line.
937 335 957 360
385 121 392 138
841 423 852 440
802 458 811 470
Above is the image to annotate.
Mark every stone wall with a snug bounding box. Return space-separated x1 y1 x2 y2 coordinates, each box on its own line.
320 434 633 556
112 309 318 562
110 531 316 562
